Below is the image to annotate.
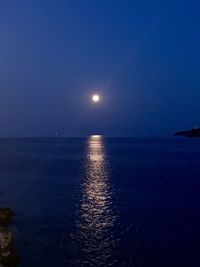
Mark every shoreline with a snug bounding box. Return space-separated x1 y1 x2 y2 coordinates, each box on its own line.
0 207 19 267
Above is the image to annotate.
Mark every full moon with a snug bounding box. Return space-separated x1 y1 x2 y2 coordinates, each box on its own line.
92 94 100 102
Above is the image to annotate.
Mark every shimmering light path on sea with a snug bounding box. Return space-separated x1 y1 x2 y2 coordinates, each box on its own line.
72 135 118 266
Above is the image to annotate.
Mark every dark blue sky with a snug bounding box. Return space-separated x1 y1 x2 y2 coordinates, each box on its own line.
0 0 200 136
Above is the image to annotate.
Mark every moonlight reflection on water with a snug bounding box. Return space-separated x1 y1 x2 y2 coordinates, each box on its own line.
72 135 118 266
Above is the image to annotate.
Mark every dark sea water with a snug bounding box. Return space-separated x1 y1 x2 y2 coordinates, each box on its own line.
0 136 200 267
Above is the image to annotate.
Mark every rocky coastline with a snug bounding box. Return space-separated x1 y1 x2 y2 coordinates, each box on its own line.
174 127 200 137
0 208 19 267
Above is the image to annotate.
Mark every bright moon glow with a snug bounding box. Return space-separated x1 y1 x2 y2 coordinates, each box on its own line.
92 94 100 102
91 135 101 139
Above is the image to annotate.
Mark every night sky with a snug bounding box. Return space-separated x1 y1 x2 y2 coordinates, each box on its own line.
0 0 200 137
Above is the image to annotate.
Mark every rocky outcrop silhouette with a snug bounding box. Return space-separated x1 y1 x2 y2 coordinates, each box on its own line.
174 127 200 137
0 208 19 267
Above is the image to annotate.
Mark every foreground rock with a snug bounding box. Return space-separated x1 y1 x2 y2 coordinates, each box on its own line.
174 127 200 137
0 208 19 267
0 209 14 227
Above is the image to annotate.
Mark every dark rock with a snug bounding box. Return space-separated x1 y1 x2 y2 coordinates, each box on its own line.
0 208 19 266
0 209 14 227
0 227 19 266
0 228 14 251
174 128 200 137
0 249 19 267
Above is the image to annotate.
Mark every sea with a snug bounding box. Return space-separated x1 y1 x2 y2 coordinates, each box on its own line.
0 136 200 267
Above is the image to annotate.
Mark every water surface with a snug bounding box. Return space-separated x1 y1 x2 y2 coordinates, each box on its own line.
0 137 200 266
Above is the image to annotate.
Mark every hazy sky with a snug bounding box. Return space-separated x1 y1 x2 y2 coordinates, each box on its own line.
0 0 200 136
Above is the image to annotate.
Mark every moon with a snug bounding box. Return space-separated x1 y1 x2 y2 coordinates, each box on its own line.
92 94 100 102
